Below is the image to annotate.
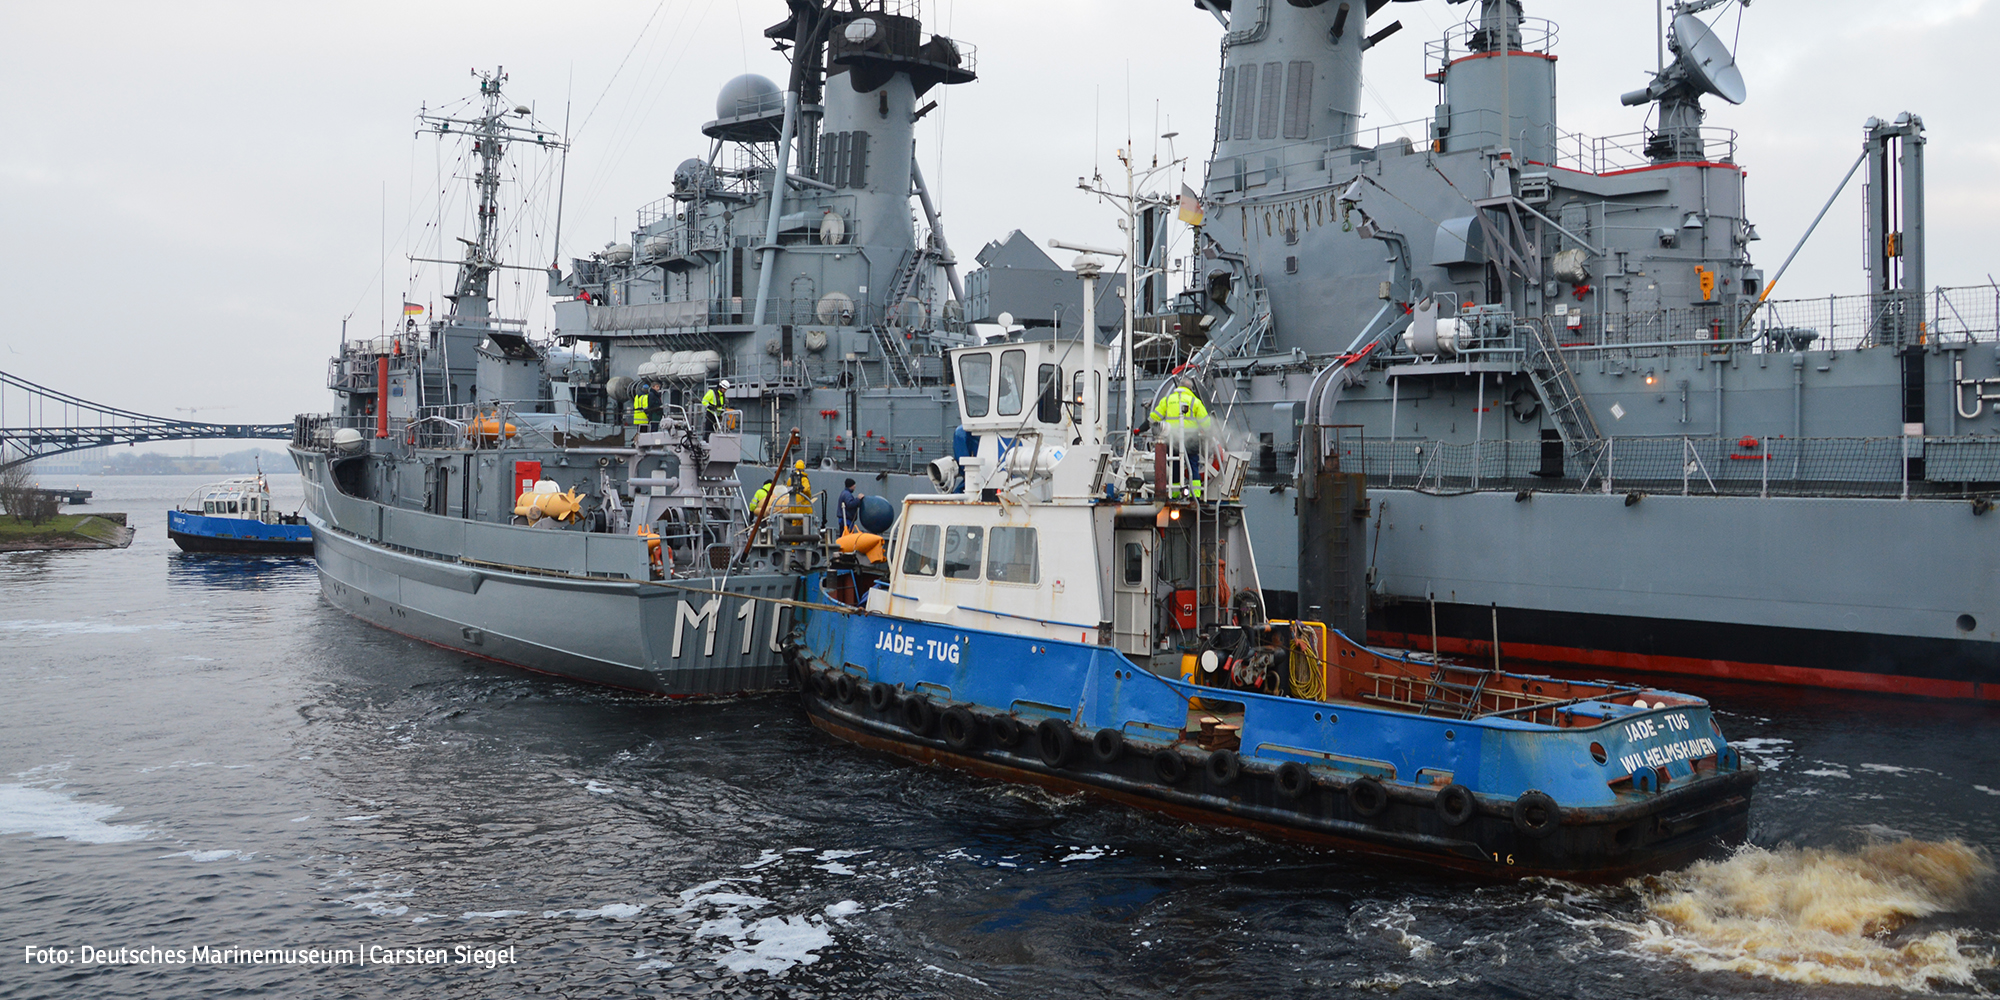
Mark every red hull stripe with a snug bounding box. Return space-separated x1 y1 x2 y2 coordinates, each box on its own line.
1368 630 1998 702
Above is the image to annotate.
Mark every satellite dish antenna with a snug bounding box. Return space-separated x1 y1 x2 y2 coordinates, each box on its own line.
1672 13 1746 105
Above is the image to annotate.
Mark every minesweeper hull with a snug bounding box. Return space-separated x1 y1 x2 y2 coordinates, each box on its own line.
792 586 1756 880
296 452 793 697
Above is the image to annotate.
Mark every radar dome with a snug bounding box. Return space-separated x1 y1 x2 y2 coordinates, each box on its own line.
715 74 781 120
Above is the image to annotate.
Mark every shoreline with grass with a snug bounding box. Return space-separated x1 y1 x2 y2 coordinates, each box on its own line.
0 513 134 552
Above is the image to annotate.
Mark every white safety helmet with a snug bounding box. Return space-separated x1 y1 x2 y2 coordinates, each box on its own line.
718 379 732 390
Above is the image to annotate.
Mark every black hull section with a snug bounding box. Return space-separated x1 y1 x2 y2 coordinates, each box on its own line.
169 530 315 556
793 662 1756 881
1371 600 2000 700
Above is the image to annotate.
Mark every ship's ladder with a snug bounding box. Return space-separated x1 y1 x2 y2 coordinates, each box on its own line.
1520 319 1603 474
871 245 937 387
1417 660 1494 719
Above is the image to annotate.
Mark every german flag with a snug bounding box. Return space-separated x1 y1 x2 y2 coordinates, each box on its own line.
403 302 425 316
1178 184 1205 227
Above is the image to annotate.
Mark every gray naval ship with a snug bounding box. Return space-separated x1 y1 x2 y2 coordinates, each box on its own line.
542 0 1997 700
298 0 1996 700
1169 0 1999 700
288 65 832 697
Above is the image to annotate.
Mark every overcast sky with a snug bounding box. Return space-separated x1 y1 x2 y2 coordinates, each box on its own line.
3 0 1994 445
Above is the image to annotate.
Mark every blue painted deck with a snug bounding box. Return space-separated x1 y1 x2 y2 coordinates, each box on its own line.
801 573 1736 811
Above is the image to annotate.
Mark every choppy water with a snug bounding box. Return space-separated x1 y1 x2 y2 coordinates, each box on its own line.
2 474 1996 998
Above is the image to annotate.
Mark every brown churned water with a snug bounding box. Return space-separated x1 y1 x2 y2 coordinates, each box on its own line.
1631 839 1994 990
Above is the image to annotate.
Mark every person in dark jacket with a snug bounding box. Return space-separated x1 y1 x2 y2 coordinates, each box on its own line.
838 478 863 533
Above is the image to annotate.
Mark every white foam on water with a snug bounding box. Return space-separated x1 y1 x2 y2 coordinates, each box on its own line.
1859 763 1935 776
338 814 381 822
344 889 413 918
0 783 153 844
921 963 991 987
1060 845 1108 863
1974 785 2000 797
813 861 856 876
697 914 833 976
159 849 245 862
583 781 616 795
1800 768 1851 779
740 849 785 871
1626 839 1995 990
462 910 531 920
1730 736 1794 770
545 903 646 920
1344 973 1477 991
823 900 862 920
1350 901 1437 961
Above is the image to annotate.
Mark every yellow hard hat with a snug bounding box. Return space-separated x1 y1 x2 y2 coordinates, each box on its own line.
795 460 806 469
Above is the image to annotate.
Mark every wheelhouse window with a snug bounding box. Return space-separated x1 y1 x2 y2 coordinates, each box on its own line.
986 526 1039 584
943 525 984 579
1122 541 1144 584
959 352 992 418
996 349 1026 416
901 523 940 577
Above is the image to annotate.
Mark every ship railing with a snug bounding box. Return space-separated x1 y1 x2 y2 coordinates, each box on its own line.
1353 668 1574 724
584 296 901 331
1355 434 2000 500
291 412 376 451
1550 126 1739 175
1492 286 2000 359
407 402 564 453
1423 18 1561 78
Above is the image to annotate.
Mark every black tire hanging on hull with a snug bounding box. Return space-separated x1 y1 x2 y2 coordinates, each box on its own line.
1037 719 1076 767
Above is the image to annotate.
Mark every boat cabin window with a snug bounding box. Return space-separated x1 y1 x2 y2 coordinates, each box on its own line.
996 350 1026 416
1036 364 1061 424
227 501 239 514
959 352 992 418
943 525 984 579
986 526 1039 584
1122 541 1144 584
203 502 215 514
901 524 940 577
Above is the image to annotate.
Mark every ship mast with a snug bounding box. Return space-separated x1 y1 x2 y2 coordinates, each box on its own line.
417 67 564 323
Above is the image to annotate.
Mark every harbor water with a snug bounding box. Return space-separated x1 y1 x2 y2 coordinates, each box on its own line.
3 475 1996 998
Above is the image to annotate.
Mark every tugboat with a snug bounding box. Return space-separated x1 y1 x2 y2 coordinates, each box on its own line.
167 475 312 555
788 263 1757 879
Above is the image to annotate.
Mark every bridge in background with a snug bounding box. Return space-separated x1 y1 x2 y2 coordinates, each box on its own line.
0 370 291 471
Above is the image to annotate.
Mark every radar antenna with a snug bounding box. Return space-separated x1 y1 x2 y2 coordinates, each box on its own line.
1620 1 1750 163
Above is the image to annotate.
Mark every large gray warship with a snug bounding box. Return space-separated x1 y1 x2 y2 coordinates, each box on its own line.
547 0 1997 699
1170 0 2000 700
299 0 1996 700
289 67 825 697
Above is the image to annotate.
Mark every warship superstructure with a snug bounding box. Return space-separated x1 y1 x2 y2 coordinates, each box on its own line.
1162 0 2000 699
295 0 1999 700
290 67 815 696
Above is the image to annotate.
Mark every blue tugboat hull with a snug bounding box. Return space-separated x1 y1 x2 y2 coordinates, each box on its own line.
167 510 314 555
793 573 1755 880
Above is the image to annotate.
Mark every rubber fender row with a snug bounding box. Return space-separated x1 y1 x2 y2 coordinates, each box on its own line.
813 669 1564 836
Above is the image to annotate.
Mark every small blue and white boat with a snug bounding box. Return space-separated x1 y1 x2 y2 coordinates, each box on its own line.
789 296 1755 879
168 475 313 555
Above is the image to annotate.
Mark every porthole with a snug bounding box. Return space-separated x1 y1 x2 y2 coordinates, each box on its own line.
1590 742 1608 765
1957 614 1977 633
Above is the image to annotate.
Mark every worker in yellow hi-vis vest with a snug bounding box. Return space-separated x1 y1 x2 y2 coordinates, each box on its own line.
1149 384 1211 498
631 386 653 430
1149 385 1210 441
